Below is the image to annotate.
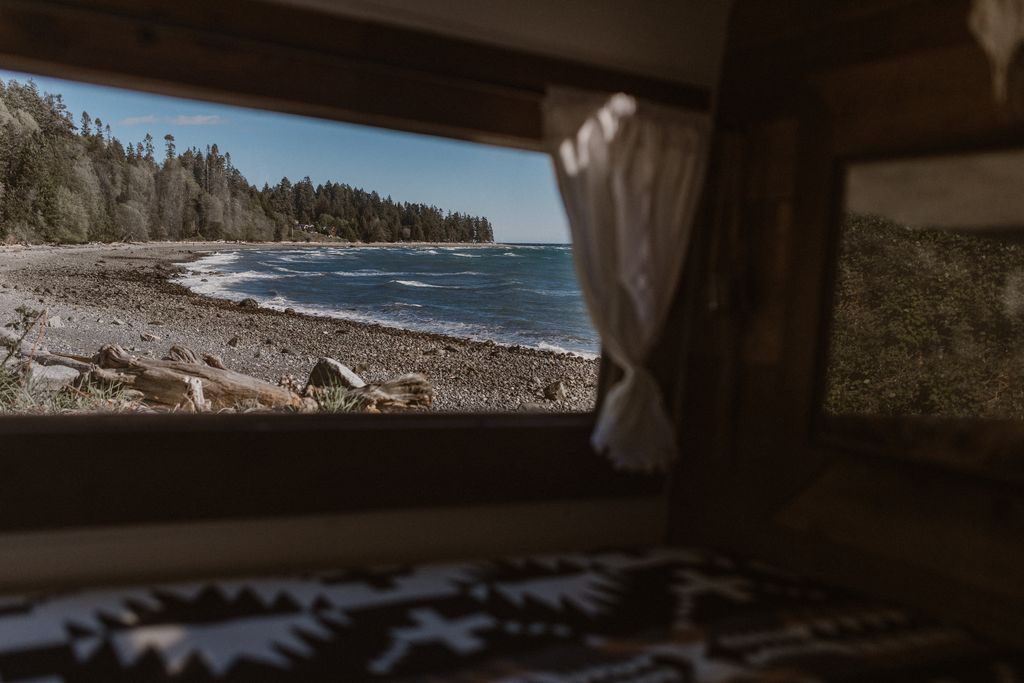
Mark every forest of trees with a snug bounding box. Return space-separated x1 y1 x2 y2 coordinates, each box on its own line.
0 79 495 244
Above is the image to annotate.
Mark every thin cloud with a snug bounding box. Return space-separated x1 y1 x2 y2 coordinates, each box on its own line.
170 114 224 126
119 115 158 126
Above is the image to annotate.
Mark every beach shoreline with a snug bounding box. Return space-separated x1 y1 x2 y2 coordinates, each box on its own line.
0 242 598 412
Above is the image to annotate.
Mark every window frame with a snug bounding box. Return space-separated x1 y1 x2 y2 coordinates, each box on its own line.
0 0 711 531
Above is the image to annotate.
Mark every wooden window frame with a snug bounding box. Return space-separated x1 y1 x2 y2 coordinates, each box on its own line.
0 0 712 531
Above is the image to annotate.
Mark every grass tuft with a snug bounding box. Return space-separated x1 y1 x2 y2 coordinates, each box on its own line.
316 384 365 413
0 368 140 414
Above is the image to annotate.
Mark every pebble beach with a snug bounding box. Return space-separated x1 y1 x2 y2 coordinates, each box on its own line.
0 242 599 412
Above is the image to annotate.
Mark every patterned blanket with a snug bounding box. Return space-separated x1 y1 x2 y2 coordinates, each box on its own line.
0 547 1017 682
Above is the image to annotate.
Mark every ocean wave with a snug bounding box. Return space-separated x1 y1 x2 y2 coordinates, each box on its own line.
451 253 481 258
188 251 241 272
332 269 408 278
175 270 287 292
271 265 327 275
502 252 522 257
219 271 286 282
521 288 578 297
340 270 483 278
537 342 599 359
392 279 457 289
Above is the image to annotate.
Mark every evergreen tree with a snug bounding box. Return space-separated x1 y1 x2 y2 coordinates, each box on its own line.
0 78 495 245
163 134 175 163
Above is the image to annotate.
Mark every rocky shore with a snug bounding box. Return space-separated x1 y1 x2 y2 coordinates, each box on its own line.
0 242 599 412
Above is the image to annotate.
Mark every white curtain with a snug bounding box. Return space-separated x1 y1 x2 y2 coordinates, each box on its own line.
543 88 711 472
969 0 1024 102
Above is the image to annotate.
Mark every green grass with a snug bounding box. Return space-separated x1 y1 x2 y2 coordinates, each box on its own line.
316 384 365 413
0 367 139 414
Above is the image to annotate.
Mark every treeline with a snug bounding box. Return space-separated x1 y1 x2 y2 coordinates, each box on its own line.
0 79 495 244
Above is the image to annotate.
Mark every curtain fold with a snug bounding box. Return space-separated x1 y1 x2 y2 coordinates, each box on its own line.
543 88 711 472
970 0 1024 103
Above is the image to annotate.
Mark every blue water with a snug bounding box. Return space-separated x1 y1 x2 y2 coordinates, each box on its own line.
178 244 599 356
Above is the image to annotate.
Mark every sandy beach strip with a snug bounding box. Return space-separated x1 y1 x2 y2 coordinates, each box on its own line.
0 242 598 412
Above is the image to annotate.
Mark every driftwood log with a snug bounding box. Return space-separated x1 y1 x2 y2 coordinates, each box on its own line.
0 327 93 374
163 344 200 364
304 358 433 410
348 374 433 409
95 345 304 411
4 329 433 412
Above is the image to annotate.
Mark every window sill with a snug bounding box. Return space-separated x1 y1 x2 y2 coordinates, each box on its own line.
0 412 662 532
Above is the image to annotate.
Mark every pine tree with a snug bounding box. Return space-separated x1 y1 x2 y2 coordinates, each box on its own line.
163 134 175 163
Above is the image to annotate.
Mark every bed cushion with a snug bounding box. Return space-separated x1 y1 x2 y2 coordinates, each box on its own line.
0 547 1017 682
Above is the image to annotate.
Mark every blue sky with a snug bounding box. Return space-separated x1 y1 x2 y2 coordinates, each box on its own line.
1 69 570 243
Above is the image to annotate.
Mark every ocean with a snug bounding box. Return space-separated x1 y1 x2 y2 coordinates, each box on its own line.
176 244 599 356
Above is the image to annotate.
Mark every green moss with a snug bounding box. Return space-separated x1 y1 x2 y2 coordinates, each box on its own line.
825 213 1024 418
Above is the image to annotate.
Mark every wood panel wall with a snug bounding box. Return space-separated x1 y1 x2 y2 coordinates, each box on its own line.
670 0 1024 645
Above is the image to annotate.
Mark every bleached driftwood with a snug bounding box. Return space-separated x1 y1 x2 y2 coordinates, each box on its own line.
203 354 227 370
4 330 433 412
183 376 209 412
304 358 433 410
0 327 92 374
348 373 434 410
97 345 304 411
163 344 227 371
164 344 200 364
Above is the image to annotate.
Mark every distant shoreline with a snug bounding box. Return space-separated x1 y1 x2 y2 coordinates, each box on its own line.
0 242 597 412
0 239 567 254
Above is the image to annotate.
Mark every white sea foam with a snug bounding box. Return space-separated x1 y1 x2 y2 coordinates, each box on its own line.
174 253 291 293
273 266 327 275
335 270 482 278
392 279 448 289
188 251 241 272
451 252 481 258
332 269 408 278
212 271 285 283
537 341 599 359
389 278 466 290
522 288 577 297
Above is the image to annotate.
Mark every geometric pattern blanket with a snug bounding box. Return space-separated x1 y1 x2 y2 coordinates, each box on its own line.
0 546 1018 682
